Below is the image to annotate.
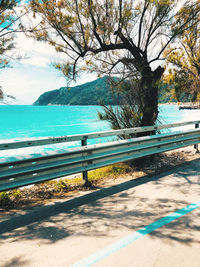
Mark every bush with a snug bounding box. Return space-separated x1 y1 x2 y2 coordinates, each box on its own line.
0 192 11 206
55 180 68 192
11 189 22 201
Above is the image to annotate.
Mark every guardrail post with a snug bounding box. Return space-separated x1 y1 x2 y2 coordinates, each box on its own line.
194 123 199 153
81 137 91 186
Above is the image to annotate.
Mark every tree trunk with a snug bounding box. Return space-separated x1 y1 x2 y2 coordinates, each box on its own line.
133 66 164 166
140 66 164 127
140 84 158 126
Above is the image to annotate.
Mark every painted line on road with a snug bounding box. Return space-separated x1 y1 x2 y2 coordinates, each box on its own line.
70 200 200 267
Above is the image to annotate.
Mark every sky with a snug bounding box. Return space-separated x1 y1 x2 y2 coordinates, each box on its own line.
0 33 97 105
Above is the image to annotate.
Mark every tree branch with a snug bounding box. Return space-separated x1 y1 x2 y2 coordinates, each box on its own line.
138 0 149 49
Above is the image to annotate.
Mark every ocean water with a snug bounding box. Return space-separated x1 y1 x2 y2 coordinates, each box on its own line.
0 105 108 140
0 104 199 162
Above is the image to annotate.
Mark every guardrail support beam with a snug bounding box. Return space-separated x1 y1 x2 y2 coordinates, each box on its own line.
194 123 199 153
81 138 90 186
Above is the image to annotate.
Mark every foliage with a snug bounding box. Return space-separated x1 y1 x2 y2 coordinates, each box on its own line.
0 191 11 206
28 0 200 127
88 163 130 181
0 189 22 208
164 12 200 103
0 0 25 68
11 189 22 200
0 86 3 99
0 0 28 102
98 79 144 136
28 0 199 77
55 179 68 192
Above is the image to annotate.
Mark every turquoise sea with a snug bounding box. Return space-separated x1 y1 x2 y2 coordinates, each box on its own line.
0 105 199 161
0 105 108 140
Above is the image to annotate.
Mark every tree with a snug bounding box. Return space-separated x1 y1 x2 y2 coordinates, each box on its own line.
0 0 27 101
98 78 144 137
164 13 200 103
0 0 24 68
0 86 3 99
28 0 200 126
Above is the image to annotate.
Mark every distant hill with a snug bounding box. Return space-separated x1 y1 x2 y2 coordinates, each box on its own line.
33 76 176 106
33 76 123 106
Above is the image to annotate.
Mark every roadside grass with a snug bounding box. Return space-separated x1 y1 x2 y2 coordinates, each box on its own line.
88 163 131 182
0 163 131 210
0 190 22 209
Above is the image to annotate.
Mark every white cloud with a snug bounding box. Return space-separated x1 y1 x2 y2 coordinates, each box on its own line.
0 64 66 104
16 33 61 67
23 56 50 67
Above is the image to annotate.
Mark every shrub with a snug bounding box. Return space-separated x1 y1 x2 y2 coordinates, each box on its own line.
11 189 22 201
55 180 68 192
0 192 11 206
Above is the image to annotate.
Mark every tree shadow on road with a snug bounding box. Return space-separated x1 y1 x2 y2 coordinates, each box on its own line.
3 256 29 267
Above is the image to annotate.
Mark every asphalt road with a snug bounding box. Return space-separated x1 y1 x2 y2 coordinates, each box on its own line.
0 158 200 267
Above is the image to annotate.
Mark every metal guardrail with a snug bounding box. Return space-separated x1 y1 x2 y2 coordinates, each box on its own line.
0 120 199 151
0 121 199 192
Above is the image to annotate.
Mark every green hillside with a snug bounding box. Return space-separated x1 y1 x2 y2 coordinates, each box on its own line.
33 76 175 106
33 76 122 105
